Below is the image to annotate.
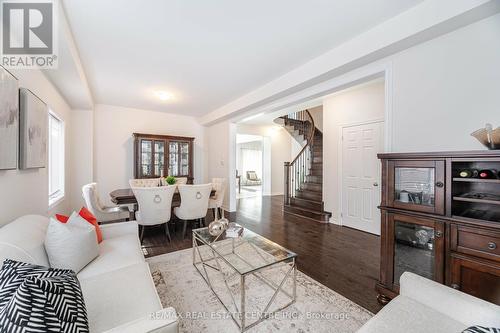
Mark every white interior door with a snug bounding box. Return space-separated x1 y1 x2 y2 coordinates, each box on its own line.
341 121 383 235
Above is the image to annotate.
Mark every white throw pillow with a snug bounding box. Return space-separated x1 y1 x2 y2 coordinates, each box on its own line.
44 213 99 273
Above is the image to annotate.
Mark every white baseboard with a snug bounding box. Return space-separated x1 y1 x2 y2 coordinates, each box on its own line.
329 216 340 225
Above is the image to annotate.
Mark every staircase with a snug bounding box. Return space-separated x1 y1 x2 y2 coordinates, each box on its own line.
275 110 331 223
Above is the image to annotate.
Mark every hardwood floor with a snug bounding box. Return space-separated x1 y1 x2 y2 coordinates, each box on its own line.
141 195 382 313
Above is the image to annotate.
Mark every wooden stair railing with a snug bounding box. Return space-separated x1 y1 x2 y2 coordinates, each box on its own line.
283 110 315 206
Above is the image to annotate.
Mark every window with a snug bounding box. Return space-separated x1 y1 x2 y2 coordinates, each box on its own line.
48 112 65 206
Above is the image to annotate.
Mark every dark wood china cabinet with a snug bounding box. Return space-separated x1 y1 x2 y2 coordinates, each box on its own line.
133 133 194 183
377 151 500 306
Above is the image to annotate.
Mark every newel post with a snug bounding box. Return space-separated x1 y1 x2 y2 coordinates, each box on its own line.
284 162 290 205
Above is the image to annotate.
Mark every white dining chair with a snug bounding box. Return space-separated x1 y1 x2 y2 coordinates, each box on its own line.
175 177 188 185
131 185 176 243
174 184 212 239
82 183 130 223
159 177 187 186
129 178 161 188
208 178 226 219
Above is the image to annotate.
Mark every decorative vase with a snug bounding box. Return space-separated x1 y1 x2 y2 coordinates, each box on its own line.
208 207 226 236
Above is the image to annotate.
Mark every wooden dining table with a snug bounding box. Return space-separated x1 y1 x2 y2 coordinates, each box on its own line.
110 188 216 206
110 188 216 221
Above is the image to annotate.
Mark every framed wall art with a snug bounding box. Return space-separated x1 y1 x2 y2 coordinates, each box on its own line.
0 66 19 170
19 88 48 169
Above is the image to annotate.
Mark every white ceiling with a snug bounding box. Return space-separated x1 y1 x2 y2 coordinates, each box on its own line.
60 0 423 116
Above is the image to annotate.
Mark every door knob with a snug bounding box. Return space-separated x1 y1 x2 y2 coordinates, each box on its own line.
373 182 379 187
488 242 497 250
435 181 444 188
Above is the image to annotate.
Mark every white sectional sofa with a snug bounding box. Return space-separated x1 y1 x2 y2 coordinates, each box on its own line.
0 215 178 333
358 272 500 333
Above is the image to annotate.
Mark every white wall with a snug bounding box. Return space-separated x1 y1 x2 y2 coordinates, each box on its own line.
236 124 292 195
70 109 94 209
93 104 206 206
323 80 385 222
0 70 73 225
389 13 500 151
308 105 323 132
322 14 500 223
206 120 236 211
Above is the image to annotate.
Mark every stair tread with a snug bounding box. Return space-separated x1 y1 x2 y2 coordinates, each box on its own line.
296 191 322 200
306 176 322 181
285 204 330 215
302 180 323 187
284 205 332 222
291 196 322 204
298 187 322 193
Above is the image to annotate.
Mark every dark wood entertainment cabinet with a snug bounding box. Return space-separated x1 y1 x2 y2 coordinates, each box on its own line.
377 150 500 306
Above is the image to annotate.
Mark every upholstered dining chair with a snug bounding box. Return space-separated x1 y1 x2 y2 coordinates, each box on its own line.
159 177 187 187
82 183 130 223
131 185 176 243
208 178 226 219
174 184 212 239
129 178 161 188
175 177 188 185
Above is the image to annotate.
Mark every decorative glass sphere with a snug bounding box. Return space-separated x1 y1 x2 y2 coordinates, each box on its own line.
208 220 224 236
218 218 229 229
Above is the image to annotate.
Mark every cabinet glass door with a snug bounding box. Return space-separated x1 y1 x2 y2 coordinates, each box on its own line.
394 221 435 282
389 160 445 215
169 142 179 176
395 168 435 206
168 141 190 177
141 140 153 177
180 142 189 176
154 140 165 177
390 214 444 286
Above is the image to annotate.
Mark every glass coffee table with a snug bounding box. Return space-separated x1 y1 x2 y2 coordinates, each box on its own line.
192 225 297 332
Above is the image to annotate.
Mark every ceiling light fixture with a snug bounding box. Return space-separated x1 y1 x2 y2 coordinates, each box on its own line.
155 91 173 101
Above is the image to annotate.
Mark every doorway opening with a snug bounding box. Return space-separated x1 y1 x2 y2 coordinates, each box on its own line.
227 64 393 228
236 134 265 199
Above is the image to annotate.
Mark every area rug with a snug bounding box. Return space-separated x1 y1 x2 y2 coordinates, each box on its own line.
147 248 372 332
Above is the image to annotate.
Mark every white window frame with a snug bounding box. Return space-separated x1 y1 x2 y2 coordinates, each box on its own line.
48 110 65 208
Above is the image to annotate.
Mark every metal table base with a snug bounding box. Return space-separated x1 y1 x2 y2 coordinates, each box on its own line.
192 234 297 332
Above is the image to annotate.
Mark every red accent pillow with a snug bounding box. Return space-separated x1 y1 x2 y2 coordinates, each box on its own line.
54 208 103 243
55 214 69 223
79 207 103 244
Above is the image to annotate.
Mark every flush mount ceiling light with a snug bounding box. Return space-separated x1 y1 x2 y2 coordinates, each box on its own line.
154 91 173 101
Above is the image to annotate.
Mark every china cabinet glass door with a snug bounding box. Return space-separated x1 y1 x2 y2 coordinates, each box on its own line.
390 214 444 287
168 141 190 177
389 160 445 215
154 141 165 177
169 142 179 176
180 142 189 176
139 139 165 178
140 139 153 177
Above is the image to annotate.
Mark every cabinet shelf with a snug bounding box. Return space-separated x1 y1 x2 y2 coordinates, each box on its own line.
453 196 500 206
453 178 500 184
